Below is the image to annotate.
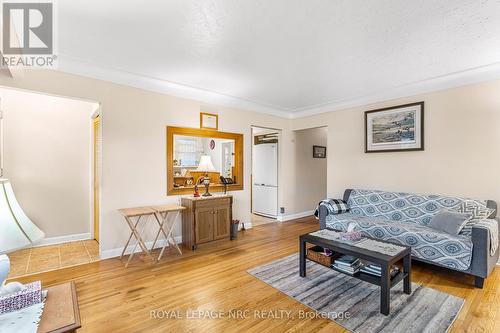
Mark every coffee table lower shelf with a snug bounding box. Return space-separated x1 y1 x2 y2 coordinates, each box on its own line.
334 266 409 287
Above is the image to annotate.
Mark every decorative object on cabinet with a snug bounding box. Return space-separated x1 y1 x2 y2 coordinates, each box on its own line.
193 185 200 197
167 126 243 195
181 195 232 250
220 176 229 194
196 155 216 197
365 102 424 153
313 145 326 158
200 112 218 130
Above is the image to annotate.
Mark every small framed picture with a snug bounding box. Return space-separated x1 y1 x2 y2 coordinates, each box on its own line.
365 102 424 153
200 112 218 130
313 145 327 158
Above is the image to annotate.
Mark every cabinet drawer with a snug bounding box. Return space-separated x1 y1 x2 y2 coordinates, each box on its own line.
195 198 231 209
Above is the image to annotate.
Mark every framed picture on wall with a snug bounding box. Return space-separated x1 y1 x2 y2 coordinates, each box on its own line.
200 112 218 130
313 145 327 158
365 102 424 153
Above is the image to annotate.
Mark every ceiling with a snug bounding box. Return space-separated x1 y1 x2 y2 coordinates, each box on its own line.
58 0 500 118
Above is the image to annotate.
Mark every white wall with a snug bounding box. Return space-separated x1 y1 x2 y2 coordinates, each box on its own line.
292 127 327 214
1 88 97 238
292 79 500 205
0 70 295 257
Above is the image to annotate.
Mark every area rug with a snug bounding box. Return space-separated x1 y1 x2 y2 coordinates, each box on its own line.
248 254 464 333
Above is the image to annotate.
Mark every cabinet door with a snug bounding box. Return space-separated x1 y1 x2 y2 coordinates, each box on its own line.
195 207 214 244
214 205 230 240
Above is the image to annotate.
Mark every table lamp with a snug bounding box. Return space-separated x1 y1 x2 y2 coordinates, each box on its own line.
196 155 216 197
0 179 45 296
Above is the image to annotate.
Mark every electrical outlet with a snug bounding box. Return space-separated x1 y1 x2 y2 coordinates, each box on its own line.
280 207 285 214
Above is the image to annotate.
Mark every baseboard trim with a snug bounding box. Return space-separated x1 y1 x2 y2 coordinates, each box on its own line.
277 210 315 222
100 235 183 260
32 233 92 247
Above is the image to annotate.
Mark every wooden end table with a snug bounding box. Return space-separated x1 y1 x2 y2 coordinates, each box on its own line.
299 230 412 315
38 282 81 333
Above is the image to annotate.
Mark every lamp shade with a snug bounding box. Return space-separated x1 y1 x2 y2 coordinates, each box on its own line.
196 155 216 172
0 179 45 254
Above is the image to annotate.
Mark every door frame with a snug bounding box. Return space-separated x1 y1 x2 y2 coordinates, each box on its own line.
92 110 102 243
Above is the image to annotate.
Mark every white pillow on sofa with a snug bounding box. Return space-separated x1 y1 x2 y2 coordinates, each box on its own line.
458 201 495 236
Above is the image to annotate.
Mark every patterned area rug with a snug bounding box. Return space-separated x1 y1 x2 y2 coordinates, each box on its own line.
248 254 464 333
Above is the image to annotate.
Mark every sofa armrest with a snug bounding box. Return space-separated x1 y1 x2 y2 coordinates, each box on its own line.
318 205 351 229
318 205 328 229
470 219 500 278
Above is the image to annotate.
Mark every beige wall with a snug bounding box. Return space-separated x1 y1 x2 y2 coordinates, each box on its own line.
3 69 499 256
0 70 294 256
292 80 500 205
292 127 327 214
1 88 96 238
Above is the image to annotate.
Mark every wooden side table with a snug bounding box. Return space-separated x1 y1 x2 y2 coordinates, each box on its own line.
150 204 185 261
38 282 81 333
118 206 156 267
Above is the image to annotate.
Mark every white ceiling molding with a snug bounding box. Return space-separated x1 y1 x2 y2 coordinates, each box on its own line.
58 54 292 119
290 62 500 119
58 55 500 121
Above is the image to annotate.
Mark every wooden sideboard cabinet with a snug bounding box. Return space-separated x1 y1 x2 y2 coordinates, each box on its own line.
181 195 233 250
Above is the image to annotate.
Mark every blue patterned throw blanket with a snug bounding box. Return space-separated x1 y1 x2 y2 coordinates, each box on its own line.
321 189 499 271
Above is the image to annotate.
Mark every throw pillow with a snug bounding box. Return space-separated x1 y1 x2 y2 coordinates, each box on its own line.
428 209 471 235
458 201 495 236
314 199 349 218
326 199 349 214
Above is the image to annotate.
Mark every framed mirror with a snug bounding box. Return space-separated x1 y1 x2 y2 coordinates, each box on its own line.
166 126 243 195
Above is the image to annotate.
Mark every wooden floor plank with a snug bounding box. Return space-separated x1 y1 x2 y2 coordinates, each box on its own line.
10 217 499 332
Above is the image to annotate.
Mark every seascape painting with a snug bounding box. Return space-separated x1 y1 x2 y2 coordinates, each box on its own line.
365 102 424 152
371 110 416 145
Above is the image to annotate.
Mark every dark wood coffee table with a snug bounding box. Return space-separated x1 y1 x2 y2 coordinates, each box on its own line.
299 230 412 315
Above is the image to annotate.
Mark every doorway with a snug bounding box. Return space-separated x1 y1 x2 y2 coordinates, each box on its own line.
293 126 328 215
0 87 101 278
251 126 280 226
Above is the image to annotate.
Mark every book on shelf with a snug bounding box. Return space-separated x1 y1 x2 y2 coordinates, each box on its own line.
360 264 400 278
335 259 360 267
334 255 359 265
332 263 360 275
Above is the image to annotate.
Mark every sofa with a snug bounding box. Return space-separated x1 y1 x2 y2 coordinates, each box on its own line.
318 189 499 288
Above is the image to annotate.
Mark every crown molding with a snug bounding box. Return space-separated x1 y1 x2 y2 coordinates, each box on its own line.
57 55 500 120
290 62 500 119
57 55 292 119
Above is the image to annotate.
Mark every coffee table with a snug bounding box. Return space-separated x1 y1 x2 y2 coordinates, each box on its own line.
299 229 412 315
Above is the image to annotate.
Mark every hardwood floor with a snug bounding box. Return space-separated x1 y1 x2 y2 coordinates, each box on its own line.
10 217 500 332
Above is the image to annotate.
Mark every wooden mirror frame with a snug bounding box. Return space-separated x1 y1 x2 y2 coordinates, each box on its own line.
166 126 244 195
